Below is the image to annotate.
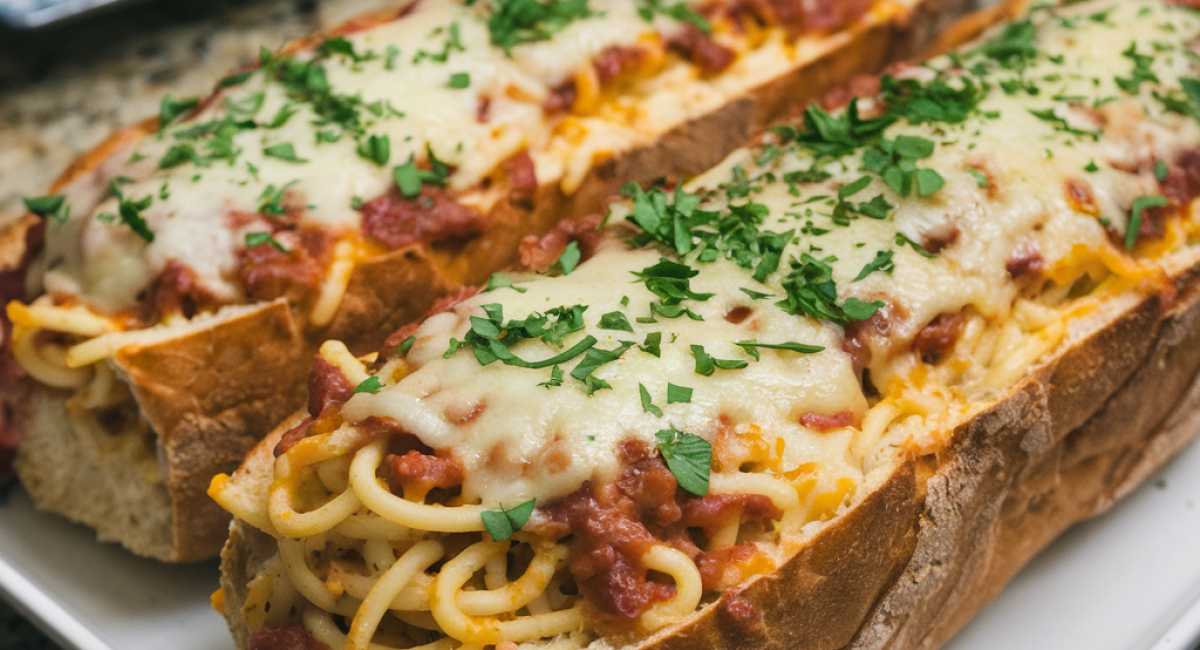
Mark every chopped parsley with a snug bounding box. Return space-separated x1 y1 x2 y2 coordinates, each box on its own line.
393 148 450 199
1127 196 1168 249
106 182 155 243
481 499 536 541
734 340 824 360
969 19 1038 68
655 428 711 496
245 232 287 252
860 135 945 198
895 232 937 259
635 258 713 321
485 273 528 293
740 287 774 300
775 254 883 324
854 249 895 281
666 383 692 403
538 365 565 388
443 304 603 382
263 143 307 163
318 36 375 63
258 181 298 216
967 167 990 188
1116 42 1160 95
396 335 417 356
640 332 662 357
23 195 69 223
1154 160 1170 182
1028 107 1102 141
570 340 634 392
159 95 199 132
354 376 384 394
691 344 749 375
599 311 634 332
483 0 596 54
357 134 391 166
637 0 710 33
639 384 663 417
554 241 582 275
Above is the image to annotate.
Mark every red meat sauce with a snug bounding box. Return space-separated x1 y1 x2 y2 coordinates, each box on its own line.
518 212 607 273
799 410 856 432
843 302 968 381
1091 147 1200 250
912 312 966 366
249 624 329 650
359 149 539 250
703 0 872 35
533 441 781 620
1007 238 1045 280
544 31 733 113
1139 148 1200 244
307 355 354 419
360 186 486 250
382 285 483 354
667 25 736 75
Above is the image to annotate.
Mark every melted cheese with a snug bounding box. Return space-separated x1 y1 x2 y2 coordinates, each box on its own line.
339 0 1200 508
344 237 864 505
34 0 912 316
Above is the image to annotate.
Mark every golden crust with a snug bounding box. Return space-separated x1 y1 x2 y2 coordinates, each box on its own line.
14 0 973 562
113 300 310 561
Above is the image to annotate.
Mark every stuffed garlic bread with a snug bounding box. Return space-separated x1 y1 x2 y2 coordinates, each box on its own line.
0 0 970 562
214 0 1200 648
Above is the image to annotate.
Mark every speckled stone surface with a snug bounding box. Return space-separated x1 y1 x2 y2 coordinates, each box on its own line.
0 0 399 224
0 0 399 645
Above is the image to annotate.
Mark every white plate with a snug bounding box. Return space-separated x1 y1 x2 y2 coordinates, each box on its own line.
0 436 1198 650
946 434 1200 650
0 488 225 650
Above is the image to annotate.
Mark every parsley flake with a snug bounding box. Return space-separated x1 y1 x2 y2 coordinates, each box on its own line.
655 428 711 496
639 384 663 417
263 143 307 163
481 499 536 541
667 383 692 404
734 340 825 360
485 273 528 293
354 376 384 394
485 0 596 53
23 195 69 223
1127 196 1168 249
357 134 391 166
691 344 748 376
245 232 287 252
599 311 634 332
159 95 199 131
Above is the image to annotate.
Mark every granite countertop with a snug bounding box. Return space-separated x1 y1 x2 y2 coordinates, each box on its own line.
0 0 399 646
0 0 399 225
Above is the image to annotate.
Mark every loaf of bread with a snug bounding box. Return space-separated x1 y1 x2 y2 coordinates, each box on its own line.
213 0 1200 648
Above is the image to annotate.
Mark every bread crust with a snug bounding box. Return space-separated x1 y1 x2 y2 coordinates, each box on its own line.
11 0 972 562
